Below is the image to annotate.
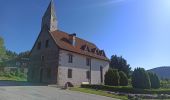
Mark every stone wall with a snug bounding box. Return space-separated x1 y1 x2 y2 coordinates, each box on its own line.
28 29 59 84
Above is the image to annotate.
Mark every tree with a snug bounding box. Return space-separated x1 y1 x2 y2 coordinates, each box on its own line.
6 50 18 59
0 36 6 59
148 72 160 89
0 36 6 66
153 73 160 89
132 68 151 89
112 69 120 86
110 55 131 77
105 69 114 86
105 69 120 86
18 51 30 58
119 71 128 86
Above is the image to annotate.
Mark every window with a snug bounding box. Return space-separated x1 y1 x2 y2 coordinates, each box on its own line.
86 71 90 79
68 54 73 63
68 69 72 78
100 66 103 83
37 42 41 50
45 40 49 48
86 58 91 66
41 56 45 61
47 68 51 78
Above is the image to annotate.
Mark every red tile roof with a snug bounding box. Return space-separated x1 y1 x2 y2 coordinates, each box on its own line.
50 30 109 61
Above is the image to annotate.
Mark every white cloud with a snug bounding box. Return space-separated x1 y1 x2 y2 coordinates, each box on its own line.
97 0 125 6
86 0 126 8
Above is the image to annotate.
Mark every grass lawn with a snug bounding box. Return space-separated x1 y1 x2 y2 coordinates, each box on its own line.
70 87 128 100
0 76 27 81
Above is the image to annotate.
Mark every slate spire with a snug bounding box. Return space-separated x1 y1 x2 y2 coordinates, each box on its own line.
41 0 58 32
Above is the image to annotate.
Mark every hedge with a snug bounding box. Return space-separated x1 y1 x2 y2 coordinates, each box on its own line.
81 84 170 95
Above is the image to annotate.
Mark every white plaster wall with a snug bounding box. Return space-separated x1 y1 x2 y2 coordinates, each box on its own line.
58 50 109 86
91 59 109 84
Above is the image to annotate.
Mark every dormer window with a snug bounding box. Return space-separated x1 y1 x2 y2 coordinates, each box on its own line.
99 50 106 57
37 42 41 50
81 45 90 52
45 40 49 48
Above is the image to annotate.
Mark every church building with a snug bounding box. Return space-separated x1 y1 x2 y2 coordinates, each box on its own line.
28 0 109 86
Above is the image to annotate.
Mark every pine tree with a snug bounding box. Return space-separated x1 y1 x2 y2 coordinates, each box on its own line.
105 69 115 86
132 68 151 89
110 55 131 77
112 69 120 86
148 72 160 89
105 69 120 86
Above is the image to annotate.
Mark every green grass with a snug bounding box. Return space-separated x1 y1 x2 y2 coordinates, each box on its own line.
81 84 170 95
0 71 27 81
70 87 128 100
0 76 27 81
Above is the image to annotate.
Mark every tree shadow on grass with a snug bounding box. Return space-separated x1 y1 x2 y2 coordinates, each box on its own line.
0 80 48 86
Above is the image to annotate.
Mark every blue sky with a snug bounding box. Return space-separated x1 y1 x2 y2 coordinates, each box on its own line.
0 0 170 70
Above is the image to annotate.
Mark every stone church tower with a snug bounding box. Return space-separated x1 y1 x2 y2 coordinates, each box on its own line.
41 0 58 32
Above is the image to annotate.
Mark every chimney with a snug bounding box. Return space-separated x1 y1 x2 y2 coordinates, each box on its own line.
69 33 76 46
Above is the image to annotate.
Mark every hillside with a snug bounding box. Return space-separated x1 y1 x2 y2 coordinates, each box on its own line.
148 66 170 79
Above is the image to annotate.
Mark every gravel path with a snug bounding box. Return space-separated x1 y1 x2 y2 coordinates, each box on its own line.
0 86 119 100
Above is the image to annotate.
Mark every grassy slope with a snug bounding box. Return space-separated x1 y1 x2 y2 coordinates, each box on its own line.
70 87 128 100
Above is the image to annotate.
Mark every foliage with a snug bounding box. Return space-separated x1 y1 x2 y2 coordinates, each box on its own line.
0 37 6 57
18 51 30 58
132 68 151 89
148 72 160 89
6 50 18 59
104 69 120 86
0 70 27 79
110 55 131 77
161 80 170 88
81 84 170 95
104 69 115 86
70 87 128 100
119 71 128 86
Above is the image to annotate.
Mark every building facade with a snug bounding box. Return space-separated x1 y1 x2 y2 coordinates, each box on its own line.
28 0 109 86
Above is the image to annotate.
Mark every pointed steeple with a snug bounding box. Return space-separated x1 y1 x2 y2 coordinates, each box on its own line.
41 0 58 32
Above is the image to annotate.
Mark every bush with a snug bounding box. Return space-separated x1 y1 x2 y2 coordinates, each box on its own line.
112 69 120 86
132 68 151 89
104 69 114 86
119 71 128 86
81 84 170 95
149 72 160 89
104 69 120 86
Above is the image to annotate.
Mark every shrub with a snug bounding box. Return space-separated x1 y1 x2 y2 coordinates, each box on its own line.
105 69 120 86
153 73 160 88
112 69 120 86
132 68 151 89
104 69 114 86
119 71 128 86
148 72 160 89
81 84 170 95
